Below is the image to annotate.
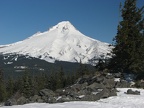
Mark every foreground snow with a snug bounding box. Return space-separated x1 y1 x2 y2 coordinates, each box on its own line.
1 88 144 108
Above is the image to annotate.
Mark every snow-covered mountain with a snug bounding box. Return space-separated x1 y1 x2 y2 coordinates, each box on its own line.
0 21 112 64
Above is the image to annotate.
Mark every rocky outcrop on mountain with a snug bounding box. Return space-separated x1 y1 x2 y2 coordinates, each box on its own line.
4 72 137 106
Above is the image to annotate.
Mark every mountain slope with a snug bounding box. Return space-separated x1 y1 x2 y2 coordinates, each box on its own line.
0 21 111 64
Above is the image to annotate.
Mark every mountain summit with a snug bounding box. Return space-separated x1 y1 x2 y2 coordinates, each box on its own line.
0 21 111 64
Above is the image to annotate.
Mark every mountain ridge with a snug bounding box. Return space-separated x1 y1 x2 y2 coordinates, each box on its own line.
0 21 112 64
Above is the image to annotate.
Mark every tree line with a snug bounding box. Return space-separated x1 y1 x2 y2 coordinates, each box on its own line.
0 64 91 102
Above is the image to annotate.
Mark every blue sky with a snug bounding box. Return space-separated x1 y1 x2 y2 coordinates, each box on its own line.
0 0 143 45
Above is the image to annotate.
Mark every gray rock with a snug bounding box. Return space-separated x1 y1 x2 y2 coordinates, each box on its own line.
0 102 4 107
39 89 55 97
103 79 116 89
126 89 140 95
17 96 27 105
96 88 110 98
56 95 73 103
87 82 105 91
116 80 131 88
106 74 114 79
30 95 41 102
96 76 104 83
37 99 44 103
83 76 97 85
41 96 48 102
47 97 57 103
80 94 100 101
114 72 122 78
109 89 117 96
135 81 144 88
4 98 17 106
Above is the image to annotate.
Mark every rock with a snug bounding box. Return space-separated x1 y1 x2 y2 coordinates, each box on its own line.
70 83 87 92
77 75 90 84
41 96 48 102
109 89 117 96
87 76 97 85
4 98 17 106
39 89 55 97
47 97 57 103
106 73 114 79
30 95 41 102
56 95 72 103
78 89 91 96
126 89 140 95
0 102 4 107
116 80 131 88
37 98 44 103
96 75 104 83
114 72 122 78
87 83 105 91
98 88 110 98
103 79 116 89
17 96 27 105
78 78 87 84
80 94 100 101
135 81 144 88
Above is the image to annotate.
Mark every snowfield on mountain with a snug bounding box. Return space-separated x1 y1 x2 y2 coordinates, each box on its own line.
1 88 144 108
0 21 112 64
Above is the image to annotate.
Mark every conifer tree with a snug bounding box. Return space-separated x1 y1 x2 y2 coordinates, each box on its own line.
6 77 14 98
0 69 7 102
109 0 144 73
56 66 65 89
21 71 33 98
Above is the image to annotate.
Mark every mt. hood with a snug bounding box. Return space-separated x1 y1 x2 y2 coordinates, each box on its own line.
0 21 111 64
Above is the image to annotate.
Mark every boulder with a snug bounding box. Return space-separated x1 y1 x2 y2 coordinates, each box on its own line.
77 75 90 84
87 82 105 91
80 94 100 101
47 97 57 103
113 72 122 78
17 96 27 105
97 88 110 98
103 79 116 89
87 76 97 85
37 98 44 103
106 73 114 79
96 75 104 83
135 81 144 88
4 98 17 106
30 95 41 102
41 96 48 102
126 89 140 95
115 80 131 88
56 95 73 103
39 89 55 97
109 89 117 96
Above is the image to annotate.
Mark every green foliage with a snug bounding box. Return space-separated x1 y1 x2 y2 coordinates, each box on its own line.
0 69 7 102
0 63 93 100
21 71 33 98
6 77 15 98
56 67 65 89
76 62 91 78
109 0 144 73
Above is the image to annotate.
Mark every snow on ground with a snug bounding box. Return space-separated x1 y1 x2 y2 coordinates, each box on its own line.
1 88 144 108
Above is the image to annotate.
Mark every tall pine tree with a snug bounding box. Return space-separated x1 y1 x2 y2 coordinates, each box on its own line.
109 0 144 73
